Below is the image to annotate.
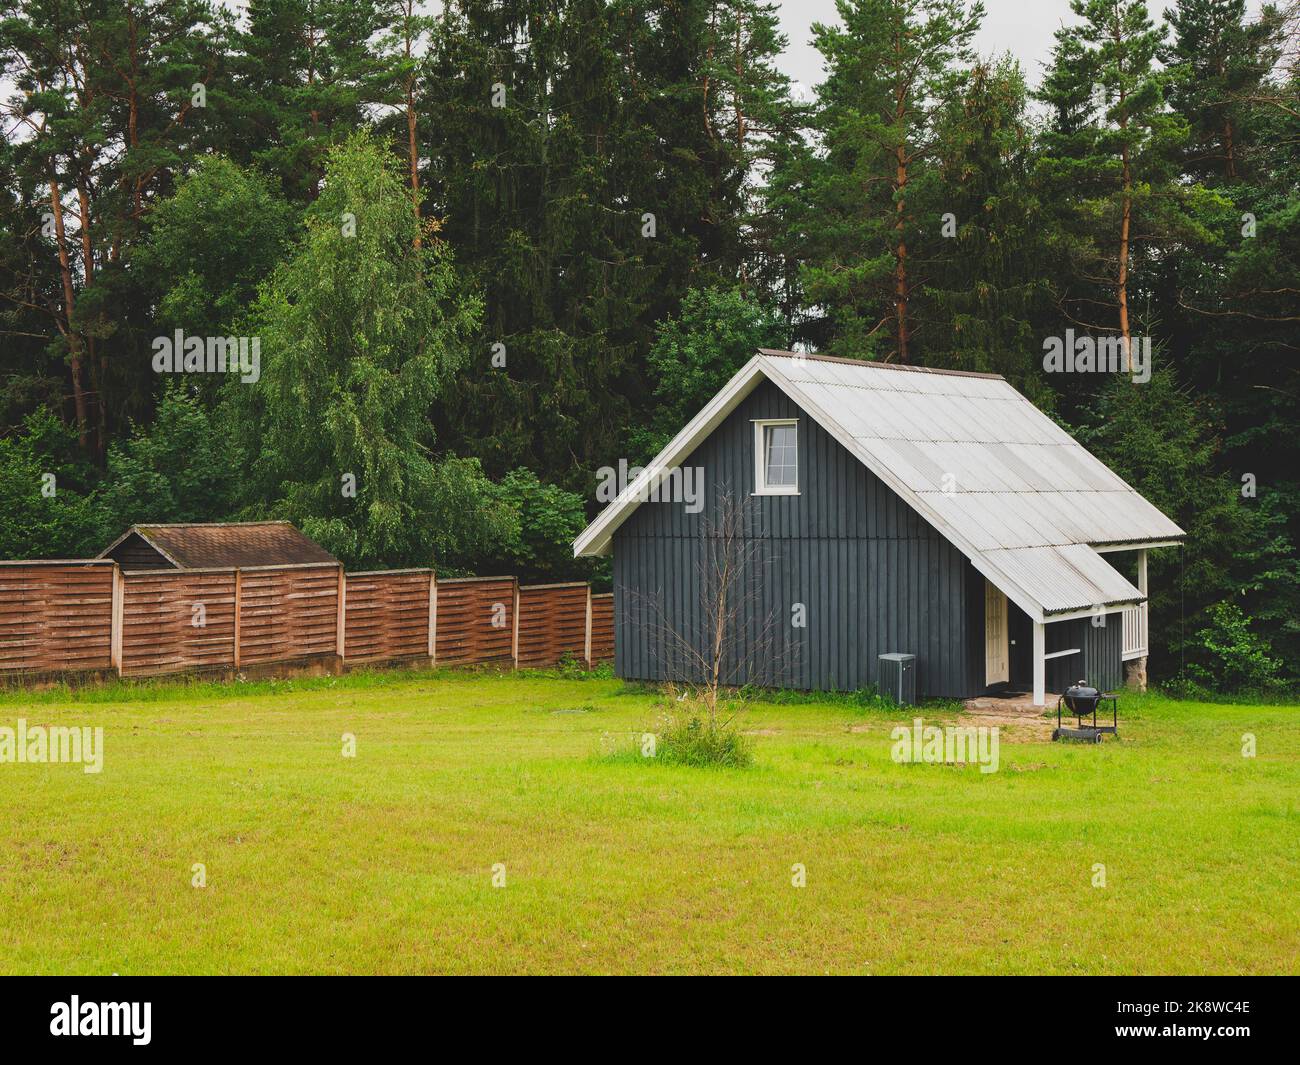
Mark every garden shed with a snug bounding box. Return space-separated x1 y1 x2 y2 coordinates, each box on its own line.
98 521 338 570
574 350 1184 705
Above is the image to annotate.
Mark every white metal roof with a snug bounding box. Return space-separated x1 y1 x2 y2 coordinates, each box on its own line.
574 351 1184 622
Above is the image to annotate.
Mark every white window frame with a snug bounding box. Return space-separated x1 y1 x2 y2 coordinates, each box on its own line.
752 418 800 496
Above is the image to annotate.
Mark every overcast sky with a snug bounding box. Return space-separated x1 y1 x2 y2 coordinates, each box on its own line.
775 0 1270 95
1 1 1274 127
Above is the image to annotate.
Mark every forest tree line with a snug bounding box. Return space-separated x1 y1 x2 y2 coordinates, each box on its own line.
0 0 1297 693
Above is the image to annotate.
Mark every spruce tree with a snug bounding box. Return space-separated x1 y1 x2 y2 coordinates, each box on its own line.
918 57 1054 397
1162 0 1280 184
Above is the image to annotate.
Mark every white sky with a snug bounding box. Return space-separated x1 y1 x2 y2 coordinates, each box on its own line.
775 0 1271 95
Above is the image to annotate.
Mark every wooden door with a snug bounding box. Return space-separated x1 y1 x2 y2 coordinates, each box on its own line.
985 581 1009 686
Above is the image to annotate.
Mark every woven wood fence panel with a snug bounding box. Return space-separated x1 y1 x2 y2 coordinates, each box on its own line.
344 570 431 663
0 561 613 679
0 562 114 674
434 577 516 666
121 569 237 677
516 583 589 669
589 592 614 665
238 565 340 664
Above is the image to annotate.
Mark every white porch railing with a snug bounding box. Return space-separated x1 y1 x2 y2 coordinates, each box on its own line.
1121 602 1147 661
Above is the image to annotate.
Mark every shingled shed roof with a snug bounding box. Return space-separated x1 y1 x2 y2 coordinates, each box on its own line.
574 350 1184 623
98 521 338 570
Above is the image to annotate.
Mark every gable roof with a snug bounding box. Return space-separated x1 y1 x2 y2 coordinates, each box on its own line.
574 350 1184 623
98 521 338 570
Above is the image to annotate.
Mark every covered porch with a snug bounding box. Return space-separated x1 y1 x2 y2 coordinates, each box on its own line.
981 546 1161 707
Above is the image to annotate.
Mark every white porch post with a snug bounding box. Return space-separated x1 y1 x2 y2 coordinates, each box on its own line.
1130 548 1150 692
1032 620 1046 707
1136 549 1148 642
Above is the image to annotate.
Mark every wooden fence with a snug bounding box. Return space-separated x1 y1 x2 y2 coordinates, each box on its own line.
0 561 116 674
120 567 238 677
0 561 613 681
434 576 517 666
516 582 589 669
344 569 431 665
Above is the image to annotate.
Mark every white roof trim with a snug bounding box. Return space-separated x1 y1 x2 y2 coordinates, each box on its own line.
1092 540 1182 553
574 353 1179 623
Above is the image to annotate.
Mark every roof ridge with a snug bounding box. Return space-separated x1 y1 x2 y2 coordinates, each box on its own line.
757 348 1006 381
134 520 292 529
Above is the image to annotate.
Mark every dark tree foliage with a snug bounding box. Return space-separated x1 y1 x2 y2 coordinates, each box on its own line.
918 57 1056 400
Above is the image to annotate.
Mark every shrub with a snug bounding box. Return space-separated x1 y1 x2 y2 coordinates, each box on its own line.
1185 601 1284 694
655 710 753 768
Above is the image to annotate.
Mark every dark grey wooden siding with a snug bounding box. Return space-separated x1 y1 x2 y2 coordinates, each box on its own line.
1009 603 1123 694
612 380 983 697
1008 604 1032 685
1046 615 1123 693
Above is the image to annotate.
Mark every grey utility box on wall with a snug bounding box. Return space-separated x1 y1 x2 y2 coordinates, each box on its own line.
878 653 917 705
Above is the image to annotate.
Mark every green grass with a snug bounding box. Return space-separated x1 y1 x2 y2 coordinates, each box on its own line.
0 668 1296 974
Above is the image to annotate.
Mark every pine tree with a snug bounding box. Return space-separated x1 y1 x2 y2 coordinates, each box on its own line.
235 0 386 202
1037 0 1199 368
0 0 232 454
705 0 805 307
773 0 984 360
374 0 436 242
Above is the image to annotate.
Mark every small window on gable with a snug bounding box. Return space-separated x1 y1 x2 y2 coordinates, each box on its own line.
753 419 799 495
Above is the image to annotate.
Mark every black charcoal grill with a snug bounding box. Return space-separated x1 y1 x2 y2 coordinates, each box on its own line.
1052 681 1118 743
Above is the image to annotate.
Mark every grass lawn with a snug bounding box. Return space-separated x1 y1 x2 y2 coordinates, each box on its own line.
0 668 1296 975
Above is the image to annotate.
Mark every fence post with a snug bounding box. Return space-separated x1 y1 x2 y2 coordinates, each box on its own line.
427 570 437 665
336 565 346 664
232 568 242 670
511 579 520 669
583 584 593 669
110 564 124 676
